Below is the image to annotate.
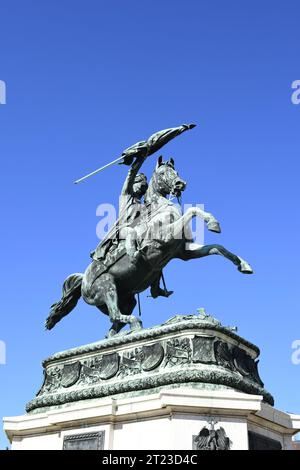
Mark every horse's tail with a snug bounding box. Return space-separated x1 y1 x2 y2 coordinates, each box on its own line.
45 273 83 330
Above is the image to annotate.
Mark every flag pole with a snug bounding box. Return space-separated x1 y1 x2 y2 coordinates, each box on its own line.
74 155 124 184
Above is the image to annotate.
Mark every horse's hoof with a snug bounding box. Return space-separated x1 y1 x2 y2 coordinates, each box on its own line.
105 330 117 339
130 317 143 331
207 220 221 233
238 258 253 274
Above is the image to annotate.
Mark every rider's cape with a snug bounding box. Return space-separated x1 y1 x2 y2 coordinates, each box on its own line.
91 194 144 270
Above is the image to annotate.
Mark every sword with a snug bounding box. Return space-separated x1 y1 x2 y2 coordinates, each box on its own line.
74 123 196 184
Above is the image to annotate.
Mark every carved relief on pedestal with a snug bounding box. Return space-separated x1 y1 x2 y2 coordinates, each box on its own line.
61 361 82 388
37 366 63 395
192 335 216 364
118 348 144 378
141 343 164 371
214 340 263 386
99 352 120 379
193 418 231 450
164 338 192 367
36 333 264 399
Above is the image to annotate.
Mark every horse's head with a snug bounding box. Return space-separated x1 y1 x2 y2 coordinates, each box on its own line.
147 156 186 201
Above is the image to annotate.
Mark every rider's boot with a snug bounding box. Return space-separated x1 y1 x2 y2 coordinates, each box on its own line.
125 233 143 265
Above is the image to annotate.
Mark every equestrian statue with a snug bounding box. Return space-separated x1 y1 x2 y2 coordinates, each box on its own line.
45 124 253 337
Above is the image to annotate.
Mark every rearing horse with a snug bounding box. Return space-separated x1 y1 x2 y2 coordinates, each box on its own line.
46 157 252 337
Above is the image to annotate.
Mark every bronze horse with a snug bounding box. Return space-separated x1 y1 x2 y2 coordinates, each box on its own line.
46 157 252 337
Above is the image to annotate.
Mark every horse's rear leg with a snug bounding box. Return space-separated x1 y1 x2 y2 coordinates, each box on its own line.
106 321 124 338
94 304 123 338
106 295 139 338
182 243 253 274
93 274 142 336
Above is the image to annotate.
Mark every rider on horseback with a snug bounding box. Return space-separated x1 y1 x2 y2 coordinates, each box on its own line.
91 154 148 265
91 155 173 298
91 123 196 268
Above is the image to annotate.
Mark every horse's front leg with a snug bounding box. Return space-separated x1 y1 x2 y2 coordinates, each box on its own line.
167 207 221 241
194 207 222 233
180 242 253 274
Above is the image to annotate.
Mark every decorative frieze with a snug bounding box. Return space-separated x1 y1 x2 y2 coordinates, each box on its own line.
29 315 273 412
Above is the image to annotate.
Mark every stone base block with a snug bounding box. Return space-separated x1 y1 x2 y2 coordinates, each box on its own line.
4 388 300 450
4 314 300 450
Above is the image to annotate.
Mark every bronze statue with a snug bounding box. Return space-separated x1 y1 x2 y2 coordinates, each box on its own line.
46 124 252 337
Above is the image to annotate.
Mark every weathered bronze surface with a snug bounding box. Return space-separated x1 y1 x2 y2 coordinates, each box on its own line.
28 314 273 413
45 124 253 338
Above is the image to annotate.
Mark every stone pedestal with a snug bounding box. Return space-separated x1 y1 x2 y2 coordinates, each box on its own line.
4 314 300 450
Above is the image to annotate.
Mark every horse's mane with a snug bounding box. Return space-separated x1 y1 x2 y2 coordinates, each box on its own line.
144 159 175 205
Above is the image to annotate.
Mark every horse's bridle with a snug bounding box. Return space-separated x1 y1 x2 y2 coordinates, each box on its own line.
151 165 180 197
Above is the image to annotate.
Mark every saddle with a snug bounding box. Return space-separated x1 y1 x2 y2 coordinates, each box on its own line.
90 240 128 276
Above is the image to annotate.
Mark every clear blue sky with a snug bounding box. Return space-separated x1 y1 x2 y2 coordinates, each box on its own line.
1 0 299 448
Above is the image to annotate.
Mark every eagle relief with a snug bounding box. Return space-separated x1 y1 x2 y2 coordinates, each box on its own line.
193 418 231 451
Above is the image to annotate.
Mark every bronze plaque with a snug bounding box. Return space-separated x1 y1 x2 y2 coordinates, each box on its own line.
63 431 105 450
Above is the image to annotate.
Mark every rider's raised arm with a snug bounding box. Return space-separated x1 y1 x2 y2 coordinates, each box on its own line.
121 156 146 196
